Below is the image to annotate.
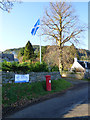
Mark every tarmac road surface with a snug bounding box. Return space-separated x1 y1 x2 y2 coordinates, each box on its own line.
6 81 89 118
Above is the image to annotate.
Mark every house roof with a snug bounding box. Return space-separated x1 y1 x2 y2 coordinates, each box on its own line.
77 60 90 69
0 53 14 61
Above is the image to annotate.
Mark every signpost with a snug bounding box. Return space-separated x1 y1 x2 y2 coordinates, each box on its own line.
15 74 29 83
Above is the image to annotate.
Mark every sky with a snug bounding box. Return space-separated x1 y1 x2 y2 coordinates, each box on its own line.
0 1 89 52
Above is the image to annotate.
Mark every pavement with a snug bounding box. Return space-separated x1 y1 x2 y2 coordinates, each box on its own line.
4 78 89 118
63 78 90 118
63 77 88 84
63 101 89 118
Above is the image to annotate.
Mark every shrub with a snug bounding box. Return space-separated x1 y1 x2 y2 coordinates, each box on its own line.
17 62 29 73
2 61 61 73
2 61 49 73
2 61 11 71
50 65 59 72
34 61 49 72
10 61 19 72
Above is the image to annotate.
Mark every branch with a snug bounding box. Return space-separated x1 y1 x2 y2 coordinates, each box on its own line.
0 0 17 12
62 29 84 45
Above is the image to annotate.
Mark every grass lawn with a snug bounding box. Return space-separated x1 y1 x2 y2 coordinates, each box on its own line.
82 78 90 81
2 79 72 108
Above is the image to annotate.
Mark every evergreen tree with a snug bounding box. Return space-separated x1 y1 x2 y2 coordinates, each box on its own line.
23 41 34 61
17 47 25 59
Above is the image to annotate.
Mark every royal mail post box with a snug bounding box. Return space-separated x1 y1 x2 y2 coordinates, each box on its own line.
45 75 51 91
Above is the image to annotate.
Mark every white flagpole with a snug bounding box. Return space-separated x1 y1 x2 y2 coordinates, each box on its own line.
40 35 41 64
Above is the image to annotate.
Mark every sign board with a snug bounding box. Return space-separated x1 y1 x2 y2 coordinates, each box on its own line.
49 80 51 83
15 74 29 83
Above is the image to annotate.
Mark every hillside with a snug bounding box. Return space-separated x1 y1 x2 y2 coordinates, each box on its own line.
3 45 90 60
3 45 40 58
3 45 90 70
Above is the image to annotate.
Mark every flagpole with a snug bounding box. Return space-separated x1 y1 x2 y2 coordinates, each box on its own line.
40 35 41 64
31 18 41 63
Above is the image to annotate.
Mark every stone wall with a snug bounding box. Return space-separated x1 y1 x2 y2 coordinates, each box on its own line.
1 71 61 83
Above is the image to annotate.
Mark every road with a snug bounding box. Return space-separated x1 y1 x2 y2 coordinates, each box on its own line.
6 81 89 118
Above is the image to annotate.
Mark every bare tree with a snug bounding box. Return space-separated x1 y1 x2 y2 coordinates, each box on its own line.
0 0 14 12
0 0 21 12
41 1 86 73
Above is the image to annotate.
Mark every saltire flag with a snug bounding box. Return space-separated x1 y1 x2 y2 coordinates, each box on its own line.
31 19 40 35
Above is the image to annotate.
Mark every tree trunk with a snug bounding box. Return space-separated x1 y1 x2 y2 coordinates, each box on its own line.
59 48 63 74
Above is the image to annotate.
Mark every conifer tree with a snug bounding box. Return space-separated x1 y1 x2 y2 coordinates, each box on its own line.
23 41 34 61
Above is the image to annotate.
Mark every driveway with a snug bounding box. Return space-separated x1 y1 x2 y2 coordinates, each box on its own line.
63 77 88 85
5 79 89 118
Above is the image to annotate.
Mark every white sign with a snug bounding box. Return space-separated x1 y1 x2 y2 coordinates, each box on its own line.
15 74 29 83
49 80 51 83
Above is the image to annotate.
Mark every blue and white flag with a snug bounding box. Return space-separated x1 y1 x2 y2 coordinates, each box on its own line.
31 19 40 35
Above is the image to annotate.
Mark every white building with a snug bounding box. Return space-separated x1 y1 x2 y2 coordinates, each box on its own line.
71 58 90 72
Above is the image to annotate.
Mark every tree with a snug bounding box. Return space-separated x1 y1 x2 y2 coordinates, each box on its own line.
0 0 21 12
41 1 86 73
37 46 47 59
62 44 79 70
17 47 24 58
43 45 79 70
23 41 34 61
0 0 15 12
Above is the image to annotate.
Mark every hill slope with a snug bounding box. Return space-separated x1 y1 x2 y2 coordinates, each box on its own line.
3 45 90 70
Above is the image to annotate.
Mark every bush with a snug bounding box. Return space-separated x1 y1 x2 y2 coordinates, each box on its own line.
2 61 49 73
50 65 59 72
10 61 19 72
2 61 60 73
2 61 12 71
33 61 49 72
17 62 29 73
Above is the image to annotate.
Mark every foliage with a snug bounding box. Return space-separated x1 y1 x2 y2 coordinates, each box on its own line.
50 65 59 72
33 61 49 72
17 47 24 58
43 45 79 71
0 62 2 71
2 79 72 108
0 0 14 12
23 41 34 62
2 61 50 73
3 45 90 63
62 44 79 70
2 60 11 71
37 46 47 59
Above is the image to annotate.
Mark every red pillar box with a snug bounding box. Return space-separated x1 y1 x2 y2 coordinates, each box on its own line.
45 75 51 91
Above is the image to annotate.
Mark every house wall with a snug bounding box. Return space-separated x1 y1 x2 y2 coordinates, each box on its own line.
1 71 61 83
71 61 85 72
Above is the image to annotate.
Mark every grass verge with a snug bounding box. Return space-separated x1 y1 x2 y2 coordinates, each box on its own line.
2 79 72 108
82 78 90 81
